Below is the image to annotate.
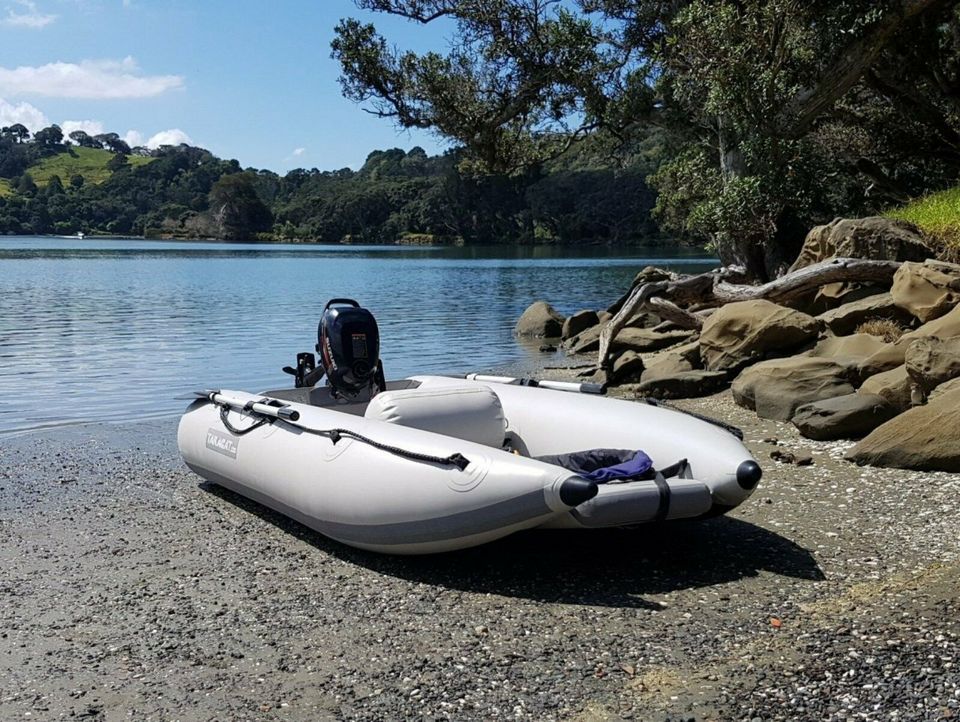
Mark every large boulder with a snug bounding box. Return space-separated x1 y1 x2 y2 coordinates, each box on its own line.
516 301 565 338
858 302 960 378
845 387 960 471
611 328 693 354
858 364 914 412
890 259 960 323
808 333 891 385
930 376 960 401
699 300 819 374
816 292 915 336
791 393 896 441
731 357 855 422
636 370 728 400
611 350 645 384
904 336 960 393
564 324 603 354
562 309 599 341
789 217 932 272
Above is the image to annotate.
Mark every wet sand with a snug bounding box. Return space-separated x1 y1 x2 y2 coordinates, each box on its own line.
1 391 958 721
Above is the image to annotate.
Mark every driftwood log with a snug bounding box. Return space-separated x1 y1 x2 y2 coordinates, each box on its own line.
597 257 903 368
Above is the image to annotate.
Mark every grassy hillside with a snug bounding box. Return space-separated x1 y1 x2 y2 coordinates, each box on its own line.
28 147 154 186
887 186 960 257
0 178 11 197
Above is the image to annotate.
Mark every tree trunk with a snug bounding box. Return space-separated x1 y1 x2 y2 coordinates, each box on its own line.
597 257 902 368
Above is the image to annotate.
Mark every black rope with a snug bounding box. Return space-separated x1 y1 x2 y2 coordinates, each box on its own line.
296 425 471 471
218 405 269 436
212 400 470 471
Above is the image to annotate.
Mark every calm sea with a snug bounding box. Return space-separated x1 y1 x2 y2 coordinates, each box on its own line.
0 236 716 434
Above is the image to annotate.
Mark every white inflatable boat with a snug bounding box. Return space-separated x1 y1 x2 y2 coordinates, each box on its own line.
178 375 762 554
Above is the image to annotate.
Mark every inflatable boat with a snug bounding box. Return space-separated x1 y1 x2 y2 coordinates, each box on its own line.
177 299 761 554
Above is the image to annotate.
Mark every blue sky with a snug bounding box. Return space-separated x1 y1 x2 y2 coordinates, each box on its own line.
0 0 452 172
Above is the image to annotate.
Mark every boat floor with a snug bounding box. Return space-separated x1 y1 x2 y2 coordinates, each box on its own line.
262 380 421 417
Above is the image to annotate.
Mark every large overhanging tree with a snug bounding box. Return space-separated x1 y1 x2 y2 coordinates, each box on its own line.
333 0 957 279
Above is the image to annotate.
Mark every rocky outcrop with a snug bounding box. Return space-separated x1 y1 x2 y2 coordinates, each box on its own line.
858 302 960 379
858 364 914 412
809 333 891 385
561 310 599 341
845 387 960 471
791 393 896 441
699 300 819 374
611 350 644 384
636 370 728 399
564 324 604 354
789 217 931 272
816 292 914 336
731 357 855 422
890 259 960 323
515 301 565 338
930 376 960 401
611 328 693 354
904 336 960 393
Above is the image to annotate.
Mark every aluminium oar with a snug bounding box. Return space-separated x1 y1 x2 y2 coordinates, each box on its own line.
460 373 607 395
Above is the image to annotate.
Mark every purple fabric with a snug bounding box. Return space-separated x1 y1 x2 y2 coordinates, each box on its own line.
581 450 654 482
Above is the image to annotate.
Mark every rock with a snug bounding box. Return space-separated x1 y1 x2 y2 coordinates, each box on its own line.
808 333 892 385
611 328 693 354
624 311 661 330
597 311 612 324
642 353 696 383
858 364 913 412
890 259 960 323
858 302 960 378
904 336 960 393
845 387 960 471
635 370 728 399
515 301 565 338
791 393 896 441
731 357 855 421
611 350 644 384
816 292 915 336
699 299 819 373
930 376 960 401
561 310 599 341
565 324 604 354
789 216 932 272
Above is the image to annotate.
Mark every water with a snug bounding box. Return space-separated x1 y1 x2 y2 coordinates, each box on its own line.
0 236 716 434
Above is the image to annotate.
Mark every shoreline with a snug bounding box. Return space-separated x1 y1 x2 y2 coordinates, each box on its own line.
2 387 957 720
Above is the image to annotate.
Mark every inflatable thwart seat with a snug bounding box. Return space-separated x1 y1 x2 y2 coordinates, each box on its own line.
366 383 682 486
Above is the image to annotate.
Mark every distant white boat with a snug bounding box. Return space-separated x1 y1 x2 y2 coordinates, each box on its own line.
76 232 85 240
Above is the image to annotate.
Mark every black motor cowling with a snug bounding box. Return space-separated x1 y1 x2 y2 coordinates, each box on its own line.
317 299 382 397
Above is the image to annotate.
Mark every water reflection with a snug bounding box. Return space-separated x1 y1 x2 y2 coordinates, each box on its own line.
0 236 716 434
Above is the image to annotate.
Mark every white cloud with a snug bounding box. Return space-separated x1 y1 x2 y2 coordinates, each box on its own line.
60 119 104 139
123 129 143 147
146 128 191 148
0 57 183 99
3 0 56 28
0 97 49 131
292 147 306 156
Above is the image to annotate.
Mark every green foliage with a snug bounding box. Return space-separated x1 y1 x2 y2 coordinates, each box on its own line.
209 172 273 240
333 0 960 277
887 186 960 256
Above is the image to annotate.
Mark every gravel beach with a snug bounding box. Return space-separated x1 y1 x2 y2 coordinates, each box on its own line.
2 390 958 721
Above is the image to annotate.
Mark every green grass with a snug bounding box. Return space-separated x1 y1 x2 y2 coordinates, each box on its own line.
28 146 154 186
0 178 11 197
886 186 960 257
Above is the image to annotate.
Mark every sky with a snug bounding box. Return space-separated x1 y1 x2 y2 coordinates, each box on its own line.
0 0 452 172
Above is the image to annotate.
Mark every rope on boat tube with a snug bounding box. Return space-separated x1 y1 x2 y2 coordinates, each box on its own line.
212 401 471 471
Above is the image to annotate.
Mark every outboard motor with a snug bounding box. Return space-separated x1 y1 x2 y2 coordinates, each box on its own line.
282 298 385 397
317 298 384 398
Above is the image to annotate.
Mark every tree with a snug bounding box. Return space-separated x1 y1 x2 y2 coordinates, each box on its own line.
68 130 100 149
2 124 30 144
33 125 64 147
106 152 129 172
46 174 65 196
333 0 957 278
69 174 85 189
208 172 273 240
16 173 37 195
